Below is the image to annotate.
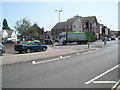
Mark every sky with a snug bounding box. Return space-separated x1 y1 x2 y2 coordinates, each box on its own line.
1 0 119 31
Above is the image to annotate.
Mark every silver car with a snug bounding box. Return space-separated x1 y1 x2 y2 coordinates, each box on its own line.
0 43 5 56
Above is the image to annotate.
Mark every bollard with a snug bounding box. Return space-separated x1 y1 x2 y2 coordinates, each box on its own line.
104 40 107 45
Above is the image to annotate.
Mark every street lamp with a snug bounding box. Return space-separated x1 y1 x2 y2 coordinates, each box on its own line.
85 20 90 49
55 9 62 22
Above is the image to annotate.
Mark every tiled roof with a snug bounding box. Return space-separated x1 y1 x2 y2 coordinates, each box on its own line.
52 22 67 29
83 16 98 24
52 16 98 30
5 30 14 38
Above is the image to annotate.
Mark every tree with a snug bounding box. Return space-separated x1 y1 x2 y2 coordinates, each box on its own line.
2 19 11 30
14 18 39 40
14 18 31 37
29 25 39 38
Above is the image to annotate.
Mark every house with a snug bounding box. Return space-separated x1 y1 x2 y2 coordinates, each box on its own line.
0 29 17 42
110 30 119 36
51 15 100 40
26 23 44 41
83 16 100 39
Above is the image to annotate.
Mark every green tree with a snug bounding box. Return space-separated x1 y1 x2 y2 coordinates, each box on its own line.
14 18 39 40
14 18 31 37
29 25 39 38
2 19 11 30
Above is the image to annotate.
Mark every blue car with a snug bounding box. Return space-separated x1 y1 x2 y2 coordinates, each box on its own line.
14 41 47 53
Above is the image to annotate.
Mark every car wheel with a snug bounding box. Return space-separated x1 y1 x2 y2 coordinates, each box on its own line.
26 48 31 53
42 47 46 51
0 50 3 56
18 51 22 53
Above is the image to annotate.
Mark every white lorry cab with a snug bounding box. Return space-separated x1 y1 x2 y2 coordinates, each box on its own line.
59 32 67 45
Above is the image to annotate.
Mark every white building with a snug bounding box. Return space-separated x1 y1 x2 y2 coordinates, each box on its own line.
0 29 17 42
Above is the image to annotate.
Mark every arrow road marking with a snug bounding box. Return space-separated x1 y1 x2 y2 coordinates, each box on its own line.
85 64 119 84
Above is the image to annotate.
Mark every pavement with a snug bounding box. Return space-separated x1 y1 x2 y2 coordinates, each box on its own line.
0 41 115 66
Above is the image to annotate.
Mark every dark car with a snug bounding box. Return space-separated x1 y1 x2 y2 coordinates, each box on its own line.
102 37 110 42
0 43 5 56
14 41 47 53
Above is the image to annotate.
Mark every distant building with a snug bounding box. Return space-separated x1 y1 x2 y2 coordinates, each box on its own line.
51 15 100 40
44 31 52 40
21 23 44 41
31 23 44 41
110 30 119 36
0 29 17 42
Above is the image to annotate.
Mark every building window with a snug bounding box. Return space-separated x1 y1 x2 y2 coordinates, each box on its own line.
65 26 67 29
68 26 71 29
79 25 81 28
74 25 76 29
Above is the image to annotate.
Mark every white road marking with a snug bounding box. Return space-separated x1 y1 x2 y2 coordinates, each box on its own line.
77 53 80 54
82 52 88 54
93 81 116 84
85 64 119 84
32 58 60 64
32 56 71 65
60 56 63 58
88 51 95 53
62 56 71 59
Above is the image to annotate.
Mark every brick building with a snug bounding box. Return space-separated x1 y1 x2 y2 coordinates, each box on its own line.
51 15 100 40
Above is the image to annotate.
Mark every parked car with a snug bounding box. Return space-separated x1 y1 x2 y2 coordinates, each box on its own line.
118 36 120 40
111 38 116 40
0 43 5 56
111 35 116 41
102 37 110 42
14 41 48 53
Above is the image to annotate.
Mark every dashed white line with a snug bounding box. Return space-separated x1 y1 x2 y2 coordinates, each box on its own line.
82 52 88 54
85 64 119 84
32 55 71 65
32 58 60 64
88 51 95 53
93 81 116 84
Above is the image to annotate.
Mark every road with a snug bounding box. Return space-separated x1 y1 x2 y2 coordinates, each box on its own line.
2 40 118 89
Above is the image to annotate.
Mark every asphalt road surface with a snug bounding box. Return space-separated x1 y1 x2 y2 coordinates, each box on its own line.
2 40 118 89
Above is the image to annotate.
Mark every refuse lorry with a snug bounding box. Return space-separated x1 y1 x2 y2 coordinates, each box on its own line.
58 32 95 45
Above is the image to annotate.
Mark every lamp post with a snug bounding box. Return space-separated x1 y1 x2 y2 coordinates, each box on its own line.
54 9 62 42
55 10 62 22
85 20 90 49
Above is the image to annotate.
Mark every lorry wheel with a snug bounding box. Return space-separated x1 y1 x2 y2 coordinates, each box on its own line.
77 42 81 45
63 41 67 45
